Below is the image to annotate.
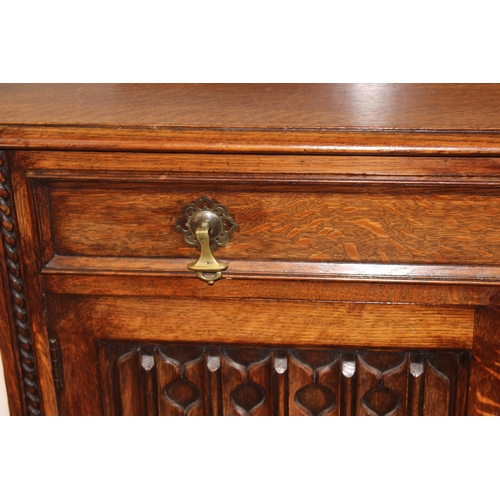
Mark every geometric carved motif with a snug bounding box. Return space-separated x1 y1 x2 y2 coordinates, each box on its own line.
357 351 408 416
221 347 272 416
0 153 41 415
156 346 205 416
97 341 470 416
289 349 340 416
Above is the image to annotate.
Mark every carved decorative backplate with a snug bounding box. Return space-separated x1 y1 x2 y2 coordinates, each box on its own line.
174 194 238 250
97 342 470 416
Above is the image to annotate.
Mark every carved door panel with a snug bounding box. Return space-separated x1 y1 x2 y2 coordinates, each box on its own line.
92 342 470 416
44 290 471 416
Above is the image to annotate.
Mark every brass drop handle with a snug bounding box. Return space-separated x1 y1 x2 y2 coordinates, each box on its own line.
174 195 238 285
187 221 228 285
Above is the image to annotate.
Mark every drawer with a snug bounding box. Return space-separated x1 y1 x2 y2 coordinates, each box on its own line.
23 151 500 267
45 187 500 266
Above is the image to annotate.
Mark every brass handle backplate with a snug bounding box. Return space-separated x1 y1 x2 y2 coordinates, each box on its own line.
174 195 238 285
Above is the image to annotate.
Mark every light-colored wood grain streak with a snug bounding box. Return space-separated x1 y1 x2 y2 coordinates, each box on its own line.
468 306 500 415
475 392 500 410
45 295 474 349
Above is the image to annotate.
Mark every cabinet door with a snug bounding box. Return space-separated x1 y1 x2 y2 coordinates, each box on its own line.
44 291 474 416
49 330 471 416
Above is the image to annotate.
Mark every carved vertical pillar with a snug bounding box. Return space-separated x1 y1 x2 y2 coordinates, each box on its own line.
0 152 41 415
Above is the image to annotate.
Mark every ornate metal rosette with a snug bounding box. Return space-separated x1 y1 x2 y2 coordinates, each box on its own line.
174 195 238 250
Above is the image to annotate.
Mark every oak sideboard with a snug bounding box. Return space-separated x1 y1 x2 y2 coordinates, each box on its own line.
1 83 500 416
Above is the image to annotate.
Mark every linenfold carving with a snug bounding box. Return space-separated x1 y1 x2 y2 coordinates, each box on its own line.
98 341 469 416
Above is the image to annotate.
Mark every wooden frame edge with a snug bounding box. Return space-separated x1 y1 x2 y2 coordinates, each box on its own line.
0 152 43 415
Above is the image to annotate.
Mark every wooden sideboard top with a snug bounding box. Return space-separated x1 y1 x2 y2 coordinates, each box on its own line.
1 84 500 155
2 83 500 130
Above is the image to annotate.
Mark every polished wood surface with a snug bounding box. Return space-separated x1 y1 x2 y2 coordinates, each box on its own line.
44 294 473 349
2 85 500 154
40 272 500 307
2 84 500 130
2 84 500 416
43 255 500 286
21 150 500 178
4 126 500 155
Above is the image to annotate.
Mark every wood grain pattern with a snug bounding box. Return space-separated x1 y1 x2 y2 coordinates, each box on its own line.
273 351 288 416
40 265 500 309
3 84 500 130
20 150 500 179
44 294 473 350
96 341 470 416
4 125 500 156
29 181 54 268
8 152 58 415
47 186 500 266
117 347 142 416
4 84 500 155
97 342 116 416
207 349 222 416
341 357 357 416
5 126 500 156
98 342 160 416
468 306 500 415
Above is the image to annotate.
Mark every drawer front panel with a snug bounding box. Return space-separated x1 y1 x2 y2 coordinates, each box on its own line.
48 185 500 265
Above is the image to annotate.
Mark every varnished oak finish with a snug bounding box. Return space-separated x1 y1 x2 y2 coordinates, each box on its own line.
45 186 500 264
3 85 500 154
2 84 500 129
1 84 500 415
43 294 473 349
